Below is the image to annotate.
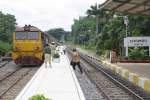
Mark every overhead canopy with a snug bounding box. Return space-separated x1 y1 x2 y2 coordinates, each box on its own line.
100 0 150 15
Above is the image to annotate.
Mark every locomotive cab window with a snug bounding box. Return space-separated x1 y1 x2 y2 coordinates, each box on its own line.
28 32 39 40
15 32 39 40
15 32 27 40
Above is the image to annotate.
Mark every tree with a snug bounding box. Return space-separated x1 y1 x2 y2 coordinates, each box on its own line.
86 4 105 34
47 28 69 42
86 4 109 53
0 11 16 43
71 16 96 44
70 4 150 57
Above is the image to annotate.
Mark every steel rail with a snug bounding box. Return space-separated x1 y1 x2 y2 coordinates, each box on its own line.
0 67 22 82
67 47 150 100
67 48 119 100
0 61 9 68
0 69 31 98
81 54 143 100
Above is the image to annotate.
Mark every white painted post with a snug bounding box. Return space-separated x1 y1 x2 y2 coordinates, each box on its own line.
110 51 112 63
125 46 128 57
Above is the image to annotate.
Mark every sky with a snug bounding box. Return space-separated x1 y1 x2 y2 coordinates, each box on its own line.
0 0 106 31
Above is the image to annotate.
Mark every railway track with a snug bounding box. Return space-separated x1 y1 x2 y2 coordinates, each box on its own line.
0 67 22 82
0 67 31 99
80 53 150 100
0 61 39 100
0 53 12 68
0 61 9 68
66 48 150 100
80 55 135 100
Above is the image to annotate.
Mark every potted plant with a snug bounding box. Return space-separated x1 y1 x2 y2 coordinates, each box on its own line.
29 94 51 100
53 52 60 63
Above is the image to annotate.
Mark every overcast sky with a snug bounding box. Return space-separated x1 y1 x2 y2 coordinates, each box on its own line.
0 0 106 31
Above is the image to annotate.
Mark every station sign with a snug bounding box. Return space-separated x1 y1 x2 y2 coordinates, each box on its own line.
124 37 150 47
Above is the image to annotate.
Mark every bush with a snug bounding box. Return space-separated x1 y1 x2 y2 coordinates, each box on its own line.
129 47 147 60
96 50 103 55
0 42 12 56
29 94 50 100
53 53 60 58
96 49 110 58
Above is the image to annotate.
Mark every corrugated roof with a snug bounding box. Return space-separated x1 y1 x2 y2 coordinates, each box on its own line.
100 0 150 15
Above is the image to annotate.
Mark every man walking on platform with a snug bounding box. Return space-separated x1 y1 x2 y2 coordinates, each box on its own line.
44 44 51 68
72 48 83 74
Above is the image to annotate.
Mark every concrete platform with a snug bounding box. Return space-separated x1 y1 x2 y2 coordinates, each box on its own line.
115 63 150 79
15 48 85 100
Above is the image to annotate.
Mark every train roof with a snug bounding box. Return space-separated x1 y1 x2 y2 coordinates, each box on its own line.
15 25 42 32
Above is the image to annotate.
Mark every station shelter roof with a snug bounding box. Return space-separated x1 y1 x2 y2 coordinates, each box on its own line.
100 0 150 15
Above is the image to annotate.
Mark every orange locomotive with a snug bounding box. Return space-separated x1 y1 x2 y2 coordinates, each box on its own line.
12 25 47 65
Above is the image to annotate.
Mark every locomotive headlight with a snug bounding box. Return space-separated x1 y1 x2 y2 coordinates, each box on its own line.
35 46 40 50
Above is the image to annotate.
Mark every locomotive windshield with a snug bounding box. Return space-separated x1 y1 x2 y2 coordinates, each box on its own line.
28 32 39 40
16 32 26 40
16 32 39 40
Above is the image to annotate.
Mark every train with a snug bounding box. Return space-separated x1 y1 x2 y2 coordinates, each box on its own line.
12 25 49 65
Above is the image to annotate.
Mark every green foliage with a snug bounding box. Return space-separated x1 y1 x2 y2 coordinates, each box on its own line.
129 47 147 60
47 28 69 42
86 4 101 17
0 11 16 43
29 94 50 100
71 16 96 44
70 4 150 58
0 42 12 56
86 4 106 34
98 50 110 59
129 15 150 36
53 52 60 58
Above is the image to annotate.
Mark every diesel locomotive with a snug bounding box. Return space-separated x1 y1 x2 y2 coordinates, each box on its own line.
12 25 48 65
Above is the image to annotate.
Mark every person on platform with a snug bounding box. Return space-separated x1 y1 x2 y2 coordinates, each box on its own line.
63 46 66 54
44 44 51 68
72 48 83 74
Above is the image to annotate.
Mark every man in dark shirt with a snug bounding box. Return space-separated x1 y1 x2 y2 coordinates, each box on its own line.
44 44 51 68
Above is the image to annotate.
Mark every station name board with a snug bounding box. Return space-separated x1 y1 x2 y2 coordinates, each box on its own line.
124 37 150 47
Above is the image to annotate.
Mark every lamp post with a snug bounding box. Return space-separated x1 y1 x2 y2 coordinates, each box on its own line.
113 14 129 37
123 16 129 37
113 14 130 57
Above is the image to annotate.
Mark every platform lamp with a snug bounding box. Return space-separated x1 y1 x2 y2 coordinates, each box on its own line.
113 14 129 37
113 14 130 57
